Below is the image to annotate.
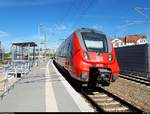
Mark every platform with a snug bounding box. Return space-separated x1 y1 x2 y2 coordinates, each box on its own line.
0 59 94 112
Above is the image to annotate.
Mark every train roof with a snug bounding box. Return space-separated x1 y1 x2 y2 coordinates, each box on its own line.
74 28 105 35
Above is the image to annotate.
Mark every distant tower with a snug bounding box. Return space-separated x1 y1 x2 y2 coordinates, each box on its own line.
39 24 48 57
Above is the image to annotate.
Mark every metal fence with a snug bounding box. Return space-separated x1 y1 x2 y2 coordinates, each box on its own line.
115 44 150 79
0 65 18 99
0 59 39 99
7 60 31 76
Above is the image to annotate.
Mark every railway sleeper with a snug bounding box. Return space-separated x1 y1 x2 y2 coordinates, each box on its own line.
92 96 130 112
92 97 114 102
103 106 129 112
97 101 120 106
82 89 141 112
89 94 108 98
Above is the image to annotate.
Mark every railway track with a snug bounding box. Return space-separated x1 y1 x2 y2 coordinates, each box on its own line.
119 73 150 86
53 60 144 112
81 87 143 112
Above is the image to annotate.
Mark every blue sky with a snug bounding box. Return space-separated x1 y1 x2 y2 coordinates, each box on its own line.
0 0 150 51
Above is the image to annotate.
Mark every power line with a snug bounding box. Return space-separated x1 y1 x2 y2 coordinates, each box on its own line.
127 6 150 23
135 7 150 10
134 7 150 19
115 6 150 35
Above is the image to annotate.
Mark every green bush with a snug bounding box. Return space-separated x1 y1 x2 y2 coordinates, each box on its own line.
4 52 11 60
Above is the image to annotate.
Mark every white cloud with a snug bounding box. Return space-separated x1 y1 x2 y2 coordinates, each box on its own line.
92 24 103 30
46 23 74 37
37 23 75 49
0 0 50 7
0 30 8 38
0 0 71 7
116 23 135 29
115 28 129 37
48 24 67 32
56 24 67 31
13 34 39 43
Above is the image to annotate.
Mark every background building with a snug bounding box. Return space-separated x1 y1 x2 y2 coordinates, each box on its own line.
110 34 147 48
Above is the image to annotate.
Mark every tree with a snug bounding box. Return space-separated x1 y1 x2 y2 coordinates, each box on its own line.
4 52 11 60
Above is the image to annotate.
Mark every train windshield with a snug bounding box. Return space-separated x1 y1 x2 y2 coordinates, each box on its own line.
81 32 108 53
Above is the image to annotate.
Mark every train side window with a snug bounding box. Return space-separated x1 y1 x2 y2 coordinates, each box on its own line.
56 47 60 56
62 45 64 56
68 38 73 58
64 40 68 57
61 47 64 56
58 48 61 56
60 42 65 57
59 44 63 57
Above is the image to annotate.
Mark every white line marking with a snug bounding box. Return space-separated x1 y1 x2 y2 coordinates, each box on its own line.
45 60 58 112
51 61 94 112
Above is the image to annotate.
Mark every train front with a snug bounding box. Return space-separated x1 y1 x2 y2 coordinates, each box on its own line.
72 28 120 86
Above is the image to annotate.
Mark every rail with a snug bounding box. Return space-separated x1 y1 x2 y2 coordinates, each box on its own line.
81 88 143 112
119 73 150 86
121 68 150 80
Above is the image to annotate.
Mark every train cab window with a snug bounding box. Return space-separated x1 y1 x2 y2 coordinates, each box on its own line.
81 32 108 53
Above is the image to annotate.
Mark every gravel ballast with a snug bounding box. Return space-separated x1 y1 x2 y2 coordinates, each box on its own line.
103 77 150 112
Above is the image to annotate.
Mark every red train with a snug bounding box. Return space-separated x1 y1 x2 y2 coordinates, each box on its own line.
54 28 120 87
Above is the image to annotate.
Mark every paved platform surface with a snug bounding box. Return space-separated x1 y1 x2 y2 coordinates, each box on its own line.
0 59 94 112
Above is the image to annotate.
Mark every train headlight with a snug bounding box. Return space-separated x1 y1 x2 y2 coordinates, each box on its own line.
108 54 113 61
83 52 90 60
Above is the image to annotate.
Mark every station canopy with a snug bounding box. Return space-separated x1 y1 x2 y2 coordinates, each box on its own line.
12 42 37 47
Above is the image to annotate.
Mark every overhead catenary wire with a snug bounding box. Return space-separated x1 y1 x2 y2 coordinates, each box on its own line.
134 7 150 19
114 6 150 37
128 6 150 23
